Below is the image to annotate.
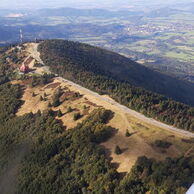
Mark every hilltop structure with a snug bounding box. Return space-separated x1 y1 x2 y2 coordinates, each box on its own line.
20 64 29 73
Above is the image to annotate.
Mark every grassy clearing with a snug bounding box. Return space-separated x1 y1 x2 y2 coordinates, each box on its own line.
165 51 194 61
126 114 193 156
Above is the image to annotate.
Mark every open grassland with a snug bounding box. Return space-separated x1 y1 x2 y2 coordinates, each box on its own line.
165 51 194 62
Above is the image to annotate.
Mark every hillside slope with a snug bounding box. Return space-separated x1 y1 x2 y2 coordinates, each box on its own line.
0 43 194 194
39 40 194 106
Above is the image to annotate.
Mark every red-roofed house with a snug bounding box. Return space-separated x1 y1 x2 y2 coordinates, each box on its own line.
20 64 29 73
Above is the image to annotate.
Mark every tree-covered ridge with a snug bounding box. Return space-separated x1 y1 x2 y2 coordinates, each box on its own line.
38 40 194 131
38 39 194 106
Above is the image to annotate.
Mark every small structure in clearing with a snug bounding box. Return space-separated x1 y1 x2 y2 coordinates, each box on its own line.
20 64 29 73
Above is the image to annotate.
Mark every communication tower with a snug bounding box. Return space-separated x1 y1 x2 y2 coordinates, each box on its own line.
20 29 23 44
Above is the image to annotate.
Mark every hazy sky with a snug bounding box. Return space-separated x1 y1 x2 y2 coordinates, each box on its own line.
0 0 194 9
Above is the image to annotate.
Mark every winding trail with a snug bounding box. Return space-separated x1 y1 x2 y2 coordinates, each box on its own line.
28 43 194 138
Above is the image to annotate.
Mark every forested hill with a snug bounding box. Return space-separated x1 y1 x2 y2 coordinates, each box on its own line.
0 45 193 194
38 40 194 131
38 40 194 106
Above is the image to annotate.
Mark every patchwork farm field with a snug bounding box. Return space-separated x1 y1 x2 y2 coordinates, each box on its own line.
1 7 194 81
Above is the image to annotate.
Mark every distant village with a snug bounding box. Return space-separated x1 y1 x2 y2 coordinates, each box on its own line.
125 22 194 35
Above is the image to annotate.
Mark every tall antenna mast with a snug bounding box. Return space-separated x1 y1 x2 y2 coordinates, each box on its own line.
20 29 23 44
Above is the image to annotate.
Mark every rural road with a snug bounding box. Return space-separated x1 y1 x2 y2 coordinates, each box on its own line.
28 43 194 138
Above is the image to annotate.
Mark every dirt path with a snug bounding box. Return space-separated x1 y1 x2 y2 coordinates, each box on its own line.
26 43 50 74
26 43 43 64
